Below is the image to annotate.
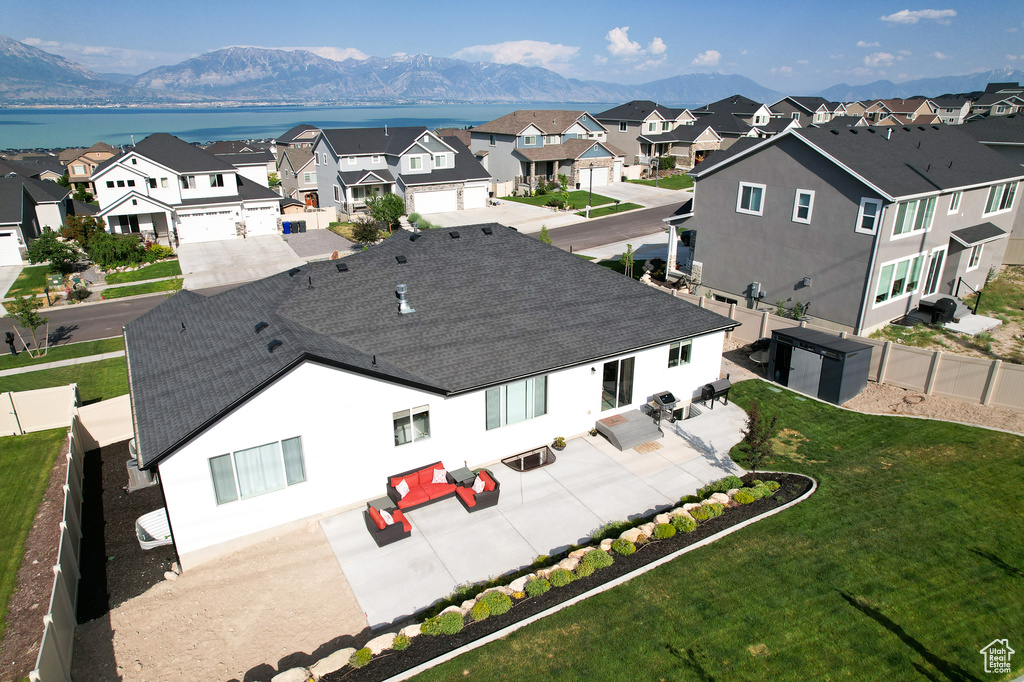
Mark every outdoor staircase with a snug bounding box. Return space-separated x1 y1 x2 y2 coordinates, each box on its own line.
595 409 663 451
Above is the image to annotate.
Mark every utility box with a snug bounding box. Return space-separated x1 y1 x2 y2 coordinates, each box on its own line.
768 328 872 405
47 273 63 289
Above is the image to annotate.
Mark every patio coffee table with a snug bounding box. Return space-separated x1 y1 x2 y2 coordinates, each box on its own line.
369 495 396 511
447 466 476 487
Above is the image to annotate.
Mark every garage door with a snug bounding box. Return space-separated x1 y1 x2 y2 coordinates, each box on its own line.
176 211 237 243
243 207 279 236
463 186 488 210
578 167 608 189
414 189 458 214
0 231 22 266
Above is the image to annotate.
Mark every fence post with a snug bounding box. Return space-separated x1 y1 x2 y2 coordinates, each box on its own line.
982 359 1002 406
799 320 808 328
698 296 706 308
726 303 736 339
839 331 848 339
877 341 892 383
759 312 769 339
924 350 942 395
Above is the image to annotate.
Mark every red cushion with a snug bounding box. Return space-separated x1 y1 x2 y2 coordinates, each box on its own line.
424 481 456 499
367 506 386 530
396 486 429 508
390 475 412 490
418 467 436 485
392 509 412 532
479 471 496 492
456 486 477 507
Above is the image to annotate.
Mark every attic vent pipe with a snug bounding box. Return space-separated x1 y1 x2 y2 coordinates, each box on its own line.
396 283 415 315
886 128 891 140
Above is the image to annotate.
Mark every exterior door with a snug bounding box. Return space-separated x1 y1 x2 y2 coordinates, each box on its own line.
923 247 946 296
788 348 822 397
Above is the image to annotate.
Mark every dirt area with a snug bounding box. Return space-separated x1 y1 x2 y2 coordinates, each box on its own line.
0 436 68 682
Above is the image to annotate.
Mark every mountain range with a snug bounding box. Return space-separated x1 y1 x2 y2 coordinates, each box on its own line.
1 34 1022 108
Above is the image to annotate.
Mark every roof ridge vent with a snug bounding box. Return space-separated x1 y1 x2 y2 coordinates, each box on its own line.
267 339 283 353
449 230 460 239
396 283 415 315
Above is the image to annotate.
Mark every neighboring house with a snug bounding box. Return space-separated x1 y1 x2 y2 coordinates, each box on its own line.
278 148 319 207
669 124 1024 335
771 96 841 125
637 122 722 170
123 224 738 569
961 113 1024 167
433 128 471 148
58 147 85 167
314 127 490 216
863 98 937 124
92 133 283 246
276 124 321 150
809 115 865 129
930 96 973 125
688 96 769 149
843 101 869 117
0 175 73 266
66 142 118 195
594 100 697 166
970 82 1024 118
469 110 622 189
750 117 800 137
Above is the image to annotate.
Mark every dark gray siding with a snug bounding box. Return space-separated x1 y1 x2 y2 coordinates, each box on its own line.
469 132 520 182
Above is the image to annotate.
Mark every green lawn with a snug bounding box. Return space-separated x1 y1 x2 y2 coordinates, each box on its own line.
0 337 123 371
414 381 1024 681
628 174 694 190
101 278 183 300
576 202 642 218
597 259 646 280
0 357 128 403
0 428 66 642
503 191 615 211
4 265 51 298
103 260 181 284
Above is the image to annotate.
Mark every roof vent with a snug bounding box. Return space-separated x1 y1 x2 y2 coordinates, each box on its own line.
396 283 415 315
849 129 858 134
267 339 283 353
903 126 911 132
482 226 493 235
886 128 892 140
449 230 460 239
830 129 840 135
254 321 268 334
288 267 301 277
410 233 422 241
395 255 408 264
335 262 348 272
508 226 518 232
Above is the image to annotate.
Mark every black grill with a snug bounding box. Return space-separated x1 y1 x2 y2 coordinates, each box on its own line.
931 297 957 324
701 378 732 409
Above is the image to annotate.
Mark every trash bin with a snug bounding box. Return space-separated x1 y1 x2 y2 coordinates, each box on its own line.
297 220 306 233
282 221 291 234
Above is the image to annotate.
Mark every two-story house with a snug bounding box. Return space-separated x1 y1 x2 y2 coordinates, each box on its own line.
276 124 321 150
278 148 319 207
0 175 74 266
313 127 490 216
930 96 973 125
594 100 699 166
205 140 275 187
770 97 845 125
91 133 283 246
667 124 1024 335
863 99 939 125
970 83 1024 119
469 111 623 190
65 142 118 196
688 96 771 150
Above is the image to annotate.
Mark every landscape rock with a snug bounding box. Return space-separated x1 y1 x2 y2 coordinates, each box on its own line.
638 522 657 537
655 513 672 525
508 576 530 593
366 633 396 655
460 599 477 612
709 492 730 505
171 562 181 574
600 538 614 552
568 547 594 559
535 567 556 580
682 502 702 512
700 498 719 506
557 556 580 572
271 667 311 682
441 604 467 617
163 571 178 582
400 624 421 639
726 488 741 498
619 528 644 543
310 647 355 678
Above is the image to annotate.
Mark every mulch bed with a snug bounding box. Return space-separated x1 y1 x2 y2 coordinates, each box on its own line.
322 472 812 682
0 436 69 682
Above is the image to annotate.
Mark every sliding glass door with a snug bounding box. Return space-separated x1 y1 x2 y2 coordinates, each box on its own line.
601 357 635 411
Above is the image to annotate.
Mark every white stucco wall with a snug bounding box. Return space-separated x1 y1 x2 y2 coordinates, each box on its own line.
157 331 725 568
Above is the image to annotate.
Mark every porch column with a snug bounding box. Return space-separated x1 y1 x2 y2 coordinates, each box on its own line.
529 162 536 189
666 223 678 272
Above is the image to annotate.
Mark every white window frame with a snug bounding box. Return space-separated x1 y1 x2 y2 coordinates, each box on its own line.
791 112 800 120
967 244 983 272
371 155 382 163
667 341 691 368
856 198 882 235
303 172 316 184
948 191 961 215
619 122 627 132
409 155 424 171
345 156 356 165
647 122 657 133
661 121 671 131
209 436 306 505
393 405 430 446
523 135 537 146
333 185 340 202
485 376 547 430
736 182 766 216
983 181 1017 217
792 189 814 224
160 177 168 189
209 173 224 188
181 175 196 190
434 154 447 168
543 135 559 145
891 196 936 239
873 252 927 308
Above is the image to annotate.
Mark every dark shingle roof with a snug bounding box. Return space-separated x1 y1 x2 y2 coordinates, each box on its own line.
751 117 796 134
773 96 832 114
21 176 70 203
94 133 235 175
811 115 862 128
126 225 737 467
961 114 1024 144
472 110 594 136
594 100 689 122
339 169 396 185
214 150 275 165
320 127 435 157
176 176 279 205
513 138 623 162
400 136 489 185
694 95 765 116
689 110 752 136
277 124 320 144
204 140 270 154
950 222 1006 247
0 178 27 224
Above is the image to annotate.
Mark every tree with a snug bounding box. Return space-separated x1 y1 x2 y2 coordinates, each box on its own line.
538 225 553 245
87 231 146 269
26 230 82 274
61 215 102 246
365 193 406 230
57 173 71 189
740 400 779 476
350 216 382 244
268 172 281 187
72 183 93 203
619 243 635 279
5 296 48 357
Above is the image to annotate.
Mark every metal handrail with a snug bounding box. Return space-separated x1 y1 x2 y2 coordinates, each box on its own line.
954 277 981 315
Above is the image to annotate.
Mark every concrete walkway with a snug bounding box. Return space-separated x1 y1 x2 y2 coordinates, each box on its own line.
0 351 125 377
320 402 747 627
596 182 688 207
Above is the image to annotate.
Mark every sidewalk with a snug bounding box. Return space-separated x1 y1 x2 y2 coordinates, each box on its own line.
0 351 125 377
1 275 180 305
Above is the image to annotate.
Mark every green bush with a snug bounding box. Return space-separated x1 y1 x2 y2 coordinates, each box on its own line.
350 647 373 668
87 231 146 269
704 502 725 518
27 230 81 273
671 514 697 533
575 561 595 578
658 156 677 170
734 489 756 504
654 523 676 540
680 494 701 504
351 216 383 244
611 538 636 556
438 610 464 635
582 549 614 570
549 568 573 587
420 616 441 636
66 286 91 302
470 600 490 622
525 578 550 598
531 555 549 568
145 243 175 262
393 633 411 650
690 504 721 522
478 590 512 616
590 520 635 543
697 475 744 500
763 480 781 492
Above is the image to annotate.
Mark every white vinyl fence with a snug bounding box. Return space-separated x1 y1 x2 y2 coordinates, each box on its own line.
0 386 78 437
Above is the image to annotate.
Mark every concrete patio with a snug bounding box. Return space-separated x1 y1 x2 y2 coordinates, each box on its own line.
320 401 747 627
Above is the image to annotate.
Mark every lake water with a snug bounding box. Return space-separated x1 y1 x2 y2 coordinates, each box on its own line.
0 103 618 150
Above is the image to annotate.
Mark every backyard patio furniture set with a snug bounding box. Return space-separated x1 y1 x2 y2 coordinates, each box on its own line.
364 461 501 547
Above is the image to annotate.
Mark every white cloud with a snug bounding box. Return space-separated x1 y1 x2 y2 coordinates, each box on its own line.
605 27 641 57
305 46 369 61
847 66 878 77
22 37 187 73
829 54 845 59
593 55 608 65
771 66 793 75
601 27 667 70
797 59 809 65
648 37 667 55
1008 27 1018 33
880 9 956 25
740 49 750 55
864 52 896 67
692 49 721 66
1007 54 1022 61
930 51 949 59
897 49 912 56
857 40 881 48
453 40 579 69
392 52 407 58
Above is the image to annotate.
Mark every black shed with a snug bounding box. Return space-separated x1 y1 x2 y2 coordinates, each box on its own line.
768 327 872 405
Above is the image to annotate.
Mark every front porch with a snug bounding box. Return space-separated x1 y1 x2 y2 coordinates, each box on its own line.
103 211 173 247
319 402 747 627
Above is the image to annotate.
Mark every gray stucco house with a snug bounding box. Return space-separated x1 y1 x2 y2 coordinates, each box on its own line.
594 100 701 167
669 124 1024 335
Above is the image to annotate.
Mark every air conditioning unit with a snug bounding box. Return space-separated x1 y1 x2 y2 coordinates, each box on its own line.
751 282 762 298
126 439 158 492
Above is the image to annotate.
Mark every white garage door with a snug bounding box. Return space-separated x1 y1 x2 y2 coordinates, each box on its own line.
463 186 488 210
0 231 23 266
243 207 279 236
578 167 608 189
176 211 238 244
414 189 458 214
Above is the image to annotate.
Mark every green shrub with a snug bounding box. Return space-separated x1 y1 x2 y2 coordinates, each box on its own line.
350 647 373 668
690 505 712 522
658 156 676 170
470 600 490 622
611 538 636 556
438 610 464 635
393 633 411 651
671 514 697 533
87 231 146 269
351 216 382 244
582 549 614 570
764 480 781 492
420 616 441 636
575 561 595 578
145 243 175 262
525 578 550 598
478 590 512 616
66 286 91 302
654 523 676 540
734 489 756 504
590 520 635 543
680 494 701 504
704 502 725 518
549 568 573 587
27 230 81 273
697 475 744 500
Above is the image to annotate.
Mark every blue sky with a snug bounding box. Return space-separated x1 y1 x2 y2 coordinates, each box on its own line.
3 0 1023 91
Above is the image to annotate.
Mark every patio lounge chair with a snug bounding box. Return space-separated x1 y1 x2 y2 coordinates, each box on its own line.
364 503 412 547
454 470 500 512
136 508 172 550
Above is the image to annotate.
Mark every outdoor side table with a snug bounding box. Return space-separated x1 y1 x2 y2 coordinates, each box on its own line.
448 466 476 487
369 495 396 511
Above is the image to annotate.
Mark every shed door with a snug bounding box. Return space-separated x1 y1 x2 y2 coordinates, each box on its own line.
0 231 22 266
788 348 822 397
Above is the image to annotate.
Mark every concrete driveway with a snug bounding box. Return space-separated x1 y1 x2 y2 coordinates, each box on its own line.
0 264 24 313
424 200 585 234
178 235 306 289
320 402 747 627
597 182 690 207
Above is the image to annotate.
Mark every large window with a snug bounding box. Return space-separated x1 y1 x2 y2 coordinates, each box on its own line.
394 406 430 446
117 215 140 233
486 376 547 430
647 122 658 132
892 197 936 237
209 436 305 505
662 121 671 131
333 185 340 202
619 122 627 132
434 154 447 168
875 253 925 305
543 135 559 145
209 173 224 188
736 182 765 216
792 189 814 224
668 341 691 368
409 156 423 170
523 136 537 146
856 198 882 234
303 172 316 184
984 182 1017 216
181 175 196 190
601 357 634 411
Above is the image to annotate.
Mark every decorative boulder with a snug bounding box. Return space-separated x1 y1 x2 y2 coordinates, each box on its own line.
535 567 556 579
569 547 594 559
271 667 311 682
310 648 355 678
400 624 421 639
600 538 614 552
726 488 741 498
508 576 530 593
557 556 580 572
709 493 730 505
460 599 477 612
638 522 657 537
682 502 701 513
442 604 467 617
367 633 396 655
619 527 644 543
655 513 672 525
